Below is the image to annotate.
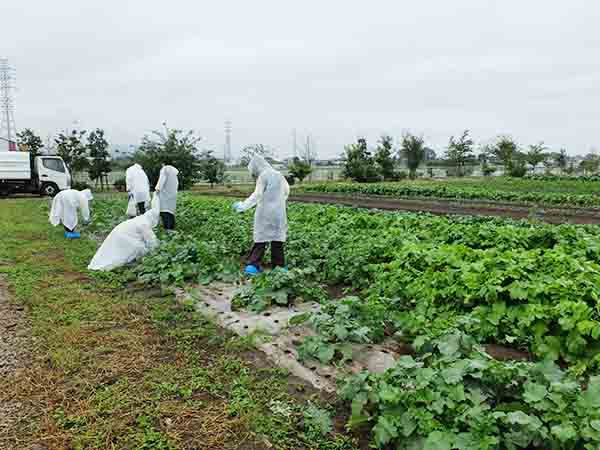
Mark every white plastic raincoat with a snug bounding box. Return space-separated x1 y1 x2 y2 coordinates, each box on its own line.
236 155 289 243
49 189 93 231
125 164 150 205
88 195 160 271
156 165 179 214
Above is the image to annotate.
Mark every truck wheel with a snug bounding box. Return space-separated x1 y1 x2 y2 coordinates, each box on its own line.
41 183 59 197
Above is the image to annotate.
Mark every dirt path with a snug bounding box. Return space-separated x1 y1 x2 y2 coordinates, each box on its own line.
0 277 33 450
198 191 600 224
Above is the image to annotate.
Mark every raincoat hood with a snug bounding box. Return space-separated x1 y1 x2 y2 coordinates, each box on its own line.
80 189 93 202
248 155 272 178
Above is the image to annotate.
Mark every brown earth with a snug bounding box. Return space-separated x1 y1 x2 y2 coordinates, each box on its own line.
197 190 600 224
0 277 33 450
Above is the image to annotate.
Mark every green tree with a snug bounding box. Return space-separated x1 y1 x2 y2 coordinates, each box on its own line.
199 150 226 187
134 127 202 189
445 130 474 177
400 133 425 179
55 129 89 176
580 153 600 175
240 144 272 166
342 138 379 182
489 136 518 173
16 128 44 157
374 135 396 180
288 157 313 183
525 142 548 171
87 129 111 190
555 149 568 173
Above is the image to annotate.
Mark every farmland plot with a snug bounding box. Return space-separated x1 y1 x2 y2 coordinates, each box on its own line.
88 194 600 449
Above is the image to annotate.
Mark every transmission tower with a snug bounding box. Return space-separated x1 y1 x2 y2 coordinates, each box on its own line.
0 58 16 151
224 120 232 163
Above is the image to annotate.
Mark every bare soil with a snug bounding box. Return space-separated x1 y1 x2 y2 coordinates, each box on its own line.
198 190 600 224
0 277 34 450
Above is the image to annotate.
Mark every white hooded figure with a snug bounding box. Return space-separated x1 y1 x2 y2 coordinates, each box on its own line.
125 163 150 215
155 164 179 229
49 189 93 231
234 155 289 273
88 195 160 271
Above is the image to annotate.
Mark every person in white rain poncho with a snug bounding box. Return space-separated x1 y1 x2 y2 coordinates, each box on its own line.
155 162 179 230
125 163 150 216
233 155 290 275
88 195 160 271
49 189 93 239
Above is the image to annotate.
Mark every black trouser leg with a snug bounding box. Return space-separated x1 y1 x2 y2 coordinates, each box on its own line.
137 202 146 215
63 225 74 232
160 212 175 230
247 242 267 267
271 241 285 267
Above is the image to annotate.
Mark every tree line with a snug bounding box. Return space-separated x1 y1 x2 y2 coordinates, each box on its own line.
342 131 599 182
16 126 231 190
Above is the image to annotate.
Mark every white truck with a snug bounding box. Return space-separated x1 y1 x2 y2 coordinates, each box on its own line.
0 152 71 197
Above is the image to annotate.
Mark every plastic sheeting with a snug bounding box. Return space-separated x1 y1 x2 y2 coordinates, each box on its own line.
156 165 179 214
49 189 93 231
236 155 289 243
88 195 160 271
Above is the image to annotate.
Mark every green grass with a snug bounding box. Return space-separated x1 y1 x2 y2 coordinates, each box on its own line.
0 198 357 450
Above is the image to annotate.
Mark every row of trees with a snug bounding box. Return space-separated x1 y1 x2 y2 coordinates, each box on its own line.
17 128 112 188
343 135 426 181
16 127 230 189
343 131 595 182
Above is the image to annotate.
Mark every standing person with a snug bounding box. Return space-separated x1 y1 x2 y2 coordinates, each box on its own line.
233 155 289 275
49 188 93 238
155 162 179 230
125 163 150 216
88 195 161 271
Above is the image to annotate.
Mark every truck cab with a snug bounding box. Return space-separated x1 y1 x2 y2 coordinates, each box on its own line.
36 156 71 196
0 152 71 196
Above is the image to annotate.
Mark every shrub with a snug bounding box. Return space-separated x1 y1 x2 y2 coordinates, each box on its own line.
113 177 126 192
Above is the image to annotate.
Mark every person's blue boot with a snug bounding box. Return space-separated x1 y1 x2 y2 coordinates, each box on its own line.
66 231 81 239
64 231 70 238
244 265 261 275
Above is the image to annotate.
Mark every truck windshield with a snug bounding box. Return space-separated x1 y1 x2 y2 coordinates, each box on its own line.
42 158 66 173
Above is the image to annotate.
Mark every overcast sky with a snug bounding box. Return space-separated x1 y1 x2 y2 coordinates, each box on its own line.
2 0 599 158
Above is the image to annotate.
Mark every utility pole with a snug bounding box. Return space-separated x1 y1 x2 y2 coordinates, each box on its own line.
224 120 232 163
292 128 297 159
0 58 16 151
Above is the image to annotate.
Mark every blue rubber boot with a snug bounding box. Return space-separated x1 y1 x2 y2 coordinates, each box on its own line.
64 231 70 238
244 265 261 275
66 231 81 239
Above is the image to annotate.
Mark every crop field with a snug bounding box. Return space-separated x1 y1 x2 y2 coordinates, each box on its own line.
93 195 600 449
298 178 600 208
3 194 600 449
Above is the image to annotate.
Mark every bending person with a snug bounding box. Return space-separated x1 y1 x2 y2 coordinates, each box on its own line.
125 163 150 216
155 162 179 230
233 155 289 275
49 188 93 239
88 195 160 271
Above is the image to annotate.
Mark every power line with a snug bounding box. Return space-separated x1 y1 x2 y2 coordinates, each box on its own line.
0 58 16 151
